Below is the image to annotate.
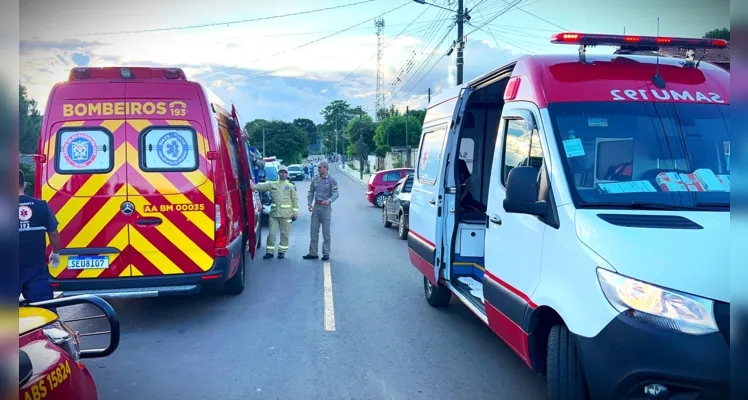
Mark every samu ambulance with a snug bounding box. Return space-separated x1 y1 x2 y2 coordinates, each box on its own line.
35 67 260 298
408 33 729 400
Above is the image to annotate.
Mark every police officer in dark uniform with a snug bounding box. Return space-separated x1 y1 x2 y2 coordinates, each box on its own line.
19 170 61 304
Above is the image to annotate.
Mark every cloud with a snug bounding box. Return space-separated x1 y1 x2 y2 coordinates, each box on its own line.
18 17 522 124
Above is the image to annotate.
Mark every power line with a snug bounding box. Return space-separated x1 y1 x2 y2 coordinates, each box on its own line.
465 0 526 37
80 0 378 36
474 7 507 61
193 1 412 80
278 2 432 120
207 13 442 88
496 0 569 31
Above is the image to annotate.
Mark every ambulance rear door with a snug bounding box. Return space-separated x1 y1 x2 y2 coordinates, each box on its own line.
124 81 215 278
42 83 133 280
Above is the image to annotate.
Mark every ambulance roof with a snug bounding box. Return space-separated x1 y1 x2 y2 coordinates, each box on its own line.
428 33 730 110
509 53 730 107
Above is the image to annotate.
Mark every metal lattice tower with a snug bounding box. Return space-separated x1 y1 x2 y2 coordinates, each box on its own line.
375 16 385 120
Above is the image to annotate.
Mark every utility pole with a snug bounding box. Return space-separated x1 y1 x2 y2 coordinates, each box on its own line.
335 113 338 159
405 106 410 168
428 88 431 103
412 1 469 85
263 128 266 156
375 16 386 120
357 110 364 180
456 0 465 85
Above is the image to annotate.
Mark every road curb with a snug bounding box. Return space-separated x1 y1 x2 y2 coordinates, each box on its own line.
336 164 368 186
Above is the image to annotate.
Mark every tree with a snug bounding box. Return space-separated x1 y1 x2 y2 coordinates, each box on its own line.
346 112 376 176
20 84 42 155
319 100 356 153
292 118 317 149
704 28 730 41
373 114 422 149
19 84 43 196
246 119 308 164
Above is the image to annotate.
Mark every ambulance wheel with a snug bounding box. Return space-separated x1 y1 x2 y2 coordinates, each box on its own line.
222 244 246 295
546 324 589 400
424 276 451 307
382 206 392 227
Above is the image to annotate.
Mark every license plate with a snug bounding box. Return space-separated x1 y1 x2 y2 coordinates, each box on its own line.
67 256 109 270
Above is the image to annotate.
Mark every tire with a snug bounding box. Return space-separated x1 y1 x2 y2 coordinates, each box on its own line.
374 193 386 208
546 324 589 400
382 206 392 227
398 213 408 240
424 276 451 307
222 241 246 295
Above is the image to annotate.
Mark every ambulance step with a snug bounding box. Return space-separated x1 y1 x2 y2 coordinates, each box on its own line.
447 277 487 322
61 285 200 299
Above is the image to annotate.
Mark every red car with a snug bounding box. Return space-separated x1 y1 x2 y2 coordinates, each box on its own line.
366 168 414 207
19 294 120 400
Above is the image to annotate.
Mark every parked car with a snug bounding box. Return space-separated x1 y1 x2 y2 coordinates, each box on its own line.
287 164 304 181
366 168 414 207
382 174 413 240
19 294 120 400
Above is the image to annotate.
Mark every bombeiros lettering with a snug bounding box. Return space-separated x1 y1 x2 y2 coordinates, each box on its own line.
611 89 725 103
62 101 186 117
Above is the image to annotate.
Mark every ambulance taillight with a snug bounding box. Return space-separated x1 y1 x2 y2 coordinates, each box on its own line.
550 32 728 49
214 194 229 257
163 68 184 79
70 67 91 80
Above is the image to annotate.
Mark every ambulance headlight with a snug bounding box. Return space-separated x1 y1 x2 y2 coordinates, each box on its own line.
43 321 81 362
597 268 718 335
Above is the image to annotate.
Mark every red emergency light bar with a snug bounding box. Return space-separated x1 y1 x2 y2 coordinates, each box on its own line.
68 67 187 81
551 32 728 49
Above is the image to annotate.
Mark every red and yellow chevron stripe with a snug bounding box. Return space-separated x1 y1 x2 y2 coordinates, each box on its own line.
42 118 216 280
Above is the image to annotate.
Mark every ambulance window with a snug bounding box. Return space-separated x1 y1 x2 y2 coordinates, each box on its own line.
417 127 447 185
141 127 199 172
56 128 114 174
502 118 544 185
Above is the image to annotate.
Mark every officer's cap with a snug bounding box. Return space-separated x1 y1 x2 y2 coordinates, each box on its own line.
278 165 288 172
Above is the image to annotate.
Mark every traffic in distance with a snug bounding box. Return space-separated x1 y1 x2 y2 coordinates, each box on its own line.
18 31 730 400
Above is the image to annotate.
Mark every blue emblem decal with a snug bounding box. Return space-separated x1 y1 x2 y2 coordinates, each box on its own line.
156 132 189 166
63 133 97 168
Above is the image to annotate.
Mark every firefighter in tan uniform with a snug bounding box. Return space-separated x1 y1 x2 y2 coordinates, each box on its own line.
303 161 339 261
253 165 299 259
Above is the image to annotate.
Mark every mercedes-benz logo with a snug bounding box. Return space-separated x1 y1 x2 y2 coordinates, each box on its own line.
121 201 135 216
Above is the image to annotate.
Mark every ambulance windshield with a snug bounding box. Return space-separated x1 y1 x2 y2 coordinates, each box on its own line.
548 102 730 210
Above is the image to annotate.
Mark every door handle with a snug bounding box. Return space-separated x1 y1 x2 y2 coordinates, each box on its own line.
449 208 455 214
137 218 162 226
429 198 436 205
489 215 502 225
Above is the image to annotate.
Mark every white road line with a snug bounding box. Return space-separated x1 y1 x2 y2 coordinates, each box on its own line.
323 261 336 331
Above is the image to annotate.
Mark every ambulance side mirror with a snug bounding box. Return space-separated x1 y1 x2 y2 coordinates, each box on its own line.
503 166 546 217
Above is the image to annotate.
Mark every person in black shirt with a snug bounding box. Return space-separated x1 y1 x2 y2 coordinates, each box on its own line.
19 170 61 304
458 159 486 213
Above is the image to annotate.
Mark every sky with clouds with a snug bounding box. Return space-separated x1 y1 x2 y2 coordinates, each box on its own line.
20 0 729 124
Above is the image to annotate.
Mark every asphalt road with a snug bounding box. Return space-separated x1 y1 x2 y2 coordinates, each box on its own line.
60 166 546 400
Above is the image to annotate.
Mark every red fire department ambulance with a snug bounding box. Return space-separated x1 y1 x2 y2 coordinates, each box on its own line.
34 67 261 298
408 33 729 399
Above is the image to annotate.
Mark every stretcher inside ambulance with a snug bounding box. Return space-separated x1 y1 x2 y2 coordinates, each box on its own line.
408 33 729 400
